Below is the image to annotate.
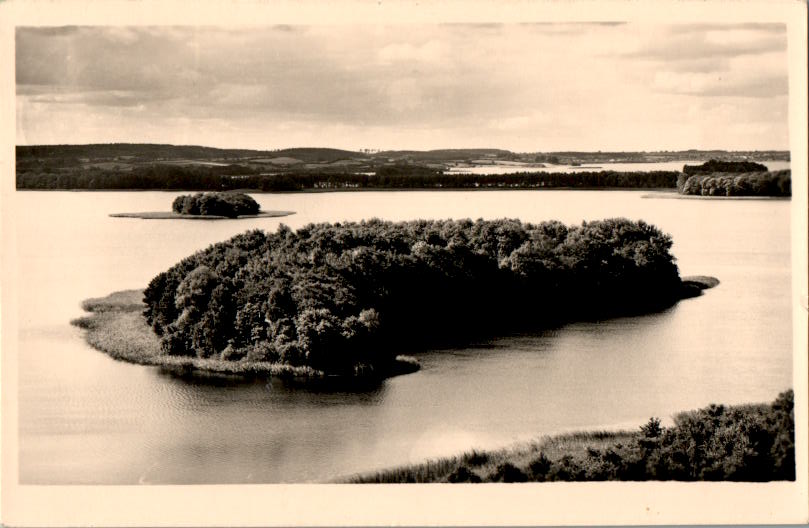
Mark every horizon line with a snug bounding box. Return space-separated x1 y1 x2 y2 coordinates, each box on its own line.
14 142 793 154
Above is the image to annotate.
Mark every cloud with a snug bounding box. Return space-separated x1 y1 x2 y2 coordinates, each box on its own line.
653 70 788 98
377 40 449 65
18 87 163 107
625 24 786 64
15 24 790 150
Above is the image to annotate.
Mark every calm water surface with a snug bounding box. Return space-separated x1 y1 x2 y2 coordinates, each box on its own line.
14 189 792 483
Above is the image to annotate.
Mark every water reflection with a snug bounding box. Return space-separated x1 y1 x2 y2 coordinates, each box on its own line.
155 367 390 405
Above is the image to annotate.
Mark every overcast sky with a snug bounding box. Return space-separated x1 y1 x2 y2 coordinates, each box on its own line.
16 23 789 152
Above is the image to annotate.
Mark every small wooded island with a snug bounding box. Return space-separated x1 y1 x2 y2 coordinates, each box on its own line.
677 160 791 197
74 218 718 378
110 191 295 220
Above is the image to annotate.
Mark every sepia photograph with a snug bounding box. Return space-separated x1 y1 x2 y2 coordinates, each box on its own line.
1 0 807 526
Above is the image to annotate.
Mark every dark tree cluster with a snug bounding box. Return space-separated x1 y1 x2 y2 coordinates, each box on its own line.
482 390 795 482
683 159 768 176
171 192 260 218
678 170 791 197
143 218 685 375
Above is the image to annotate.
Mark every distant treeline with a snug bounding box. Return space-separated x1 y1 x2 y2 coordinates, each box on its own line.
144 218 686 375
172 192 259 217
17 164 680 191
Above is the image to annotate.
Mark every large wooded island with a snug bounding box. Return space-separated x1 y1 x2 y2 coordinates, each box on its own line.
74 218 717 378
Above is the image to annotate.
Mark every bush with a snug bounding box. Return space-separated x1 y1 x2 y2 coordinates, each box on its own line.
446 465 482 483
490 462 529 482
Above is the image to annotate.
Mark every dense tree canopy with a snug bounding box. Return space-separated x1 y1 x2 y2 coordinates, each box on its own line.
143 218 686 375
172 192 260 217
678 170 790 197
676 160 789 197
683 159 768 176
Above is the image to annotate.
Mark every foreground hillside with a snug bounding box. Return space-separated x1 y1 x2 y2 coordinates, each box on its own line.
346 390 795 483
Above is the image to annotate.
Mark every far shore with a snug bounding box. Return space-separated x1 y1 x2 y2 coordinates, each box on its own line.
19 187 679 194
110 210 295 220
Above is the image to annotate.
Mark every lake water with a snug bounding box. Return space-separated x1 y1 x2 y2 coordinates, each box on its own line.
448 160 791 175
13 188 793 484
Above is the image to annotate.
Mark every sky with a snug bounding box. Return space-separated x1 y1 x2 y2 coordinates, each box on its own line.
15 23 790 152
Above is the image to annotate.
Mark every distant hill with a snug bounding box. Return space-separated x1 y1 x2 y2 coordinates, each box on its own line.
16 144 364 164
273 148 362 163
374 149 513 161
16 143 269 161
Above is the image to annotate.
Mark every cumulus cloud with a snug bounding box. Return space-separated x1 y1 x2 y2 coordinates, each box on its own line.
653 70 788 98
623 24 786 65
15 23 790 151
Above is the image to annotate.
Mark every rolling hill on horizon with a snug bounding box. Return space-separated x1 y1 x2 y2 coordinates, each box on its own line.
16 143 790 164
15 144 365 164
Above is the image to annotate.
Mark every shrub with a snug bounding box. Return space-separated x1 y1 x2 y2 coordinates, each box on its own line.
490 462 528 482
446 465 482 483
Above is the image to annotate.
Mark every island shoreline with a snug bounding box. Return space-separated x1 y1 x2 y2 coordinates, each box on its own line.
109 210 295 220
71 289 420 379
72 275 717 380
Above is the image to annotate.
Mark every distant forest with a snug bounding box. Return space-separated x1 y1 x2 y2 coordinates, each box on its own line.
16 164 681 191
